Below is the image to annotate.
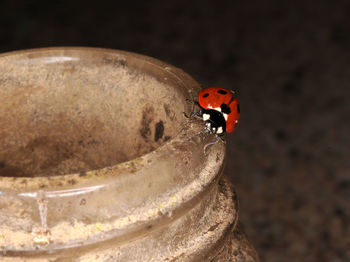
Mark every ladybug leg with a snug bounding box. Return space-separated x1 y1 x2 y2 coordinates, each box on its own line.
190 110 202 118
203 134 222 152
183 110 202 119
183 108 202 119
197 120 210 137
198 126 210 138
184 99 201 118
219 135 225 142
185 98 200 106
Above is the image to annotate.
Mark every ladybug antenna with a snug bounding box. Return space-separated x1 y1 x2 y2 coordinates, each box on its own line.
184 88 201 118
187 88 195 113
228 89 238 105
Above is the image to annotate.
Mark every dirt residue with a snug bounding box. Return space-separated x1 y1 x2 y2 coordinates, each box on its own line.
154 121 164 142
139 106 154 139
163 103 176 121
0 161 26 177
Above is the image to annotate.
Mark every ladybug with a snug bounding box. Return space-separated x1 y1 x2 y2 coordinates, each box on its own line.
190 87 240 139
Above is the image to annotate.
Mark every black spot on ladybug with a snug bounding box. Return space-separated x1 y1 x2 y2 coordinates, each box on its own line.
202 93 209 98
220 103 231 114
154 121 164 142
237 103 240 113
217 90 228 95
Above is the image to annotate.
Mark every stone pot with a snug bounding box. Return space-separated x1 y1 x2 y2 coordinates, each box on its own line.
0 47 259 261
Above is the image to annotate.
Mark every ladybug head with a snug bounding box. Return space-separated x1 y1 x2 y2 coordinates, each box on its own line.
202 109 226 135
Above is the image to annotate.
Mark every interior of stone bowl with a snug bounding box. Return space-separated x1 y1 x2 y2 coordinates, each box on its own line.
0 48 190 177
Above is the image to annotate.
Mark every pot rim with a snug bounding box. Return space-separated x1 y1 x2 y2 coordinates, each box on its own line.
0 47 222 191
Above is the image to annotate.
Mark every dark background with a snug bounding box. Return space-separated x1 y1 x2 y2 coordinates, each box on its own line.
1 0 349 261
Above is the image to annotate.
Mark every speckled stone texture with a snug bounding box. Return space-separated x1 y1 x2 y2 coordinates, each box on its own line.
0 0 349 261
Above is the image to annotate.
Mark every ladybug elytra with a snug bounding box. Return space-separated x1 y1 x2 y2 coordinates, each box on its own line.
190 87 240 139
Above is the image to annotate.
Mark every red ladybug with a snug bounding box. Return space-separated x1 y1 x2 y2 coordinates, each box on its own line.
191 87 240 136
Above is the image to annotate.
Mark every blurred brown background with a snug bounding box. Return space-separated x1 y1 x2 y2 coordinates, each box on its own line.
1 0 349 261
